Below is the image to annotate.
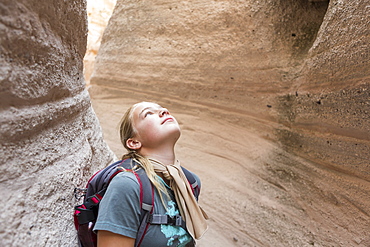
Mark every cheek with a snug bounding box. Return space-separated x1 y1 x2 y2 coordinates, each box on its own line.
136 120 158 140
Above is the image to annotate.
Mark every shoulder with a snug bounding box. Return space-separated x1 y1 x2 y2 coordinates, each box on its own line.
99 171 141 212
107 171 140 194
111 170 138 183
95 171 142 238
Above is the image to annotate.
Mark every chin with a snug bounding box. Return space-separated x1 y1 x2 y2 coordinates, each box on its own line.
172 129 181 141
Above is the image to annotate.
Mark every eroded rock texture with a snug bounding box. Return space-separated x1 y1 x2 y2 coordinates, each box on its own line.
92 0 329 99
0 0 115 246
91 0 369 246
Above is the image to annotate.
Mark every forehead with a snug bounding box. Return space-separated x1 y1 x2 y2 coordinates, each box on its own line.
132 102 162 115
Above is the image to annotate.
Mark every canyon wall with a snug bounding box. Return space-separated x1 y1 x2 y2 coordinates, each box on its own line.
0 0 115 246
92 0 331 100
0 0 368 246
91 0 369 246
271 2 370 245
281 0 369 170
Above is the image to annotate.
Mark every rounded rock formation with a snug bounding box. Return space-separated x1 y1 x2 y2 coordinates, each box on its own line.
0 0 115 246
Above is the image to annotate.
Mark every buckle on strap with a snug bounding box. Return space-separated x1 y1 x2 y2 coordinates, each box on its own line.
169 215 184 227
191 181 198 189
148 214 185 227
74 188 87 200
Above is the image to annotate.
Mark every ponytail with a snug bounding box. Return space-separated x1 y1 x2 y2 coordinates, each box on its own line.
122 151 169 205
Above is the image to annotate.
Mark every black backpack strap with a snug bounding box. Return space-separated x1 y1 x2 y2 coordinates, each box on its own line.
181 167 200 201
147 214 186 229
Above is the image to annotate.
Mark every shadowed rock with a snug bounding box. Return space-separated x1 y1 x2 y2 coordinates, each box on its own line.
0 0 115 246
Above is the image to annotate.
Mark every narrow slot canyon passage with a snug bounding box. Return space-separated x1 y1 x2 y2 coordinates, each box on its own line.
1 0 369 246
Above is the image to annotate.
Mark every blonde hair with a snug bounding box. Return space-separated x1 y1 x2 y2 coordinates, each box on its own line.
119 103 169 202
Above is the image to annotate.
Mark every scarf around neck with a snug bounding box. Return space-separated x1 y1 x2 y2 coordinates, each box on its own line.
149 158 208 239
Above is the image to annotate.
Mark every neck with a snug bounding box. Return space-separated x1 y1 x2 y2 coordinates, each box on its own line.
139 146 176 166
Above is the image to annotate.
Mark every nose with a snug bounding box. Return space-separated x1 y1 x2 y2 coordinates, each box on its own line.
159 108 170 117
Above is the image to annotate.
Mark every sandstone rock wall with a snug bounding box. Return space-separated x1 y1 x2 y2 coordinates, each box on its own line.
90 0 369 246
92 0 329 102
272 2 370 245
299 0 370 91
0 1 115 246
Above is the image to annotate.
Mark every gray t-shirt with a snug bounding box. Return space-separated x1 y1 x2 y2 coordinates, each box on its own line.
94 170 200 247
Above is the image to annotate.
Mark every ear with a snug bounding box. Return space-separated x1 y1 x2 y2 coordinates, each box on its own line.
126 138 142 150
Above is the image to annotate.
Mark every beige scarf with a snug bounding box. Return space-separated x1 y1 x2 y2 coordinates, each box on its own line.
150 158 208 239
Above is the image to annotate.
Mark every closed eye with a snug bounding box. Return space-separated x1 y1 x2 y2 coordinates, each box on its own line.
144 111 153 117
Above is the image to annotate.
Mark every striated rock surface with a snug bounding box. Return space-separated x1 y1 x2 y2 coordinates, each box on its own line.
93 0 330 94
90 0 369 246
0 0 115 246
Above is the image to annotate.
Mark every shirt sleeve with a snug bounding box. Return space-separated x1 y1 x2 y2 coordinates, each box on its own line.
93 171 141 239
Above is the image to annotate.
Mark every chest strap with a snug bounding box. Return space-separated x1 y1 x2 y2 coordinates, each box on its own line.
148 214 186 229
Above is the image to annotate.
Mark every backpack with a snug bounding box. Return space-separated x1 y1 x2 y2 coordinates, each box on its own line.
73 158 200 247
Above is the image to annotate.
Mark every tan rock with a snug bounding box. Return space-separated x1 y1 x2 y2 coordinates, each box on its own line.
0 0 368 246
84 0 117 85
90 0 370 246
0 0 115 246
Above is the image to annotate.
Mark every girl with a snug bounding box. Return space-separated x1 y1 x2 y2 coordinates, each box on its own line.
94 102 208 247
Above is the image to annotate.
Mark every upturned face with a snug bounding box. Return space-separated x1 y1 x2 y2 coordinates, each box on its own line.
130 102 181 149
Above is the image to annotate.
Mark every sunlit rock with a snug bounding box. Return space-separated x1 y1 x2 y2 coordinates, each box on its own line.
84 0 117 85
90 0 369 246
